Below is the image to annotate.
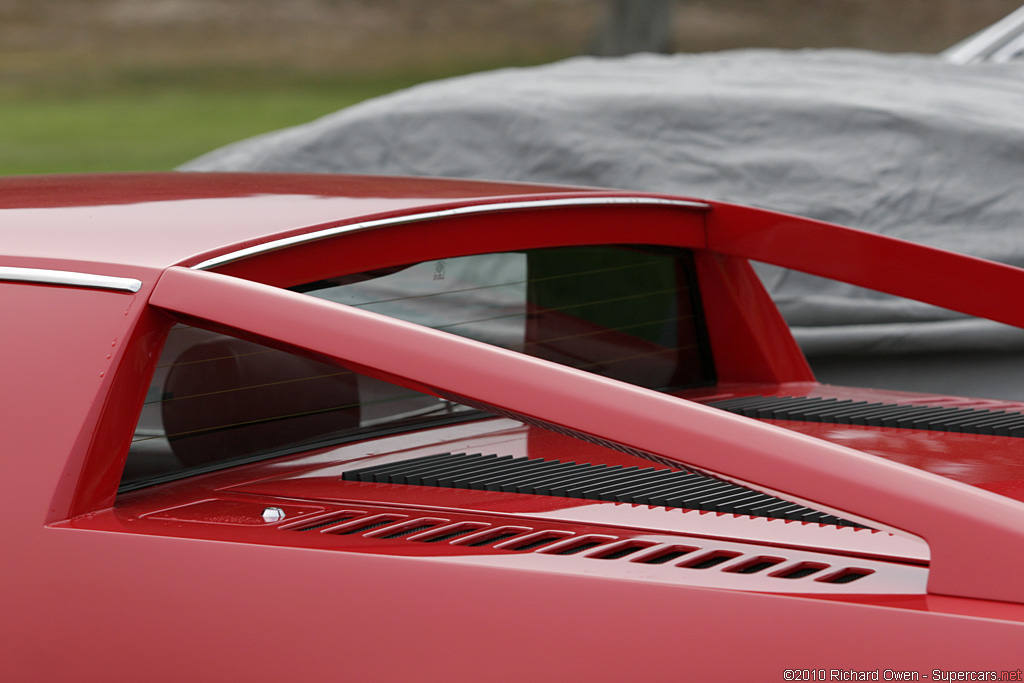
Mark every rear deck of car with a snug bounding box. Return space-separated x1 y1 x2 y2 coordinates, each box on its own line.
3 172 1023 679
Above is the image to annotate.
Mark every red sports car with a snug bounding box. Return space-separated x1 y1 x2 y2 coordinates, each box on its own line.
2 173 1022 681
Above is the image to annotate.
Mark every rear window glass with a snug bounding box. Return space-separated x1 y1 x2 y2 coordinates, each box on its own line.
122 246 712 489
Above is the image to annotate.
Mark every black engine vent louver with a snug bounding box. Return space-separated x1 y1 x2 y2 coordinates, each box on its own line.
342 452 863 528
707 394 1024 437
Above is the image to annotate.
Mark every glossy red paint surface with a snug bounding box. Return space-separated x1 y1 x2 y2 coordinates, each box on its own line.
149 265 1024 604
707 201 1024 329
221 421 930 564
0 172 683 271
694 252 814 383
4 172 1024 680
689 383 1024 492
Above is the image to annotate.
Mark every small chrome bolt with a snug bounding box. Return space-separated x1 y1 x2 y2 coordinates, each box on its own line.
262 507 286 523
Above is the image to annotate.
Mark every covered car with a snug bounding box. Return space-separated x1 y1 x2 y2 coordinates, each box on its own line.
182 49 1024 399
2 172 1023 679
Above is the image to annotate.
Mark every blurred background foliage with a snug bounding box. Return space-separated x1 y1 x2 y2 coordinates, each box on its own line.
1 0 1019 174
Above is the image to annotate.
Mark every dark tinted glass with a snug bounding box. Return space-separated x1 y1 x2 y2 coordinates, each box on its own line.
122 246 711 489
301 246 712 389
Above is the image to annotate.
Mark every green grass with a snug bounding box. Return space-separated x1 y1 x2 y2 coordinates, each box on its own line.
0 67 444 175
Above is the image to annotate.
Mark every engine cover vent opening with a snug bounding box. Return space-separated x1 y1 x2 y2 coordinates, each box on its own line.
818 568 873 584
589 541 655 560
415 523 488 543
285 511 366 532
341 452 864 528
707 394 1024 437
271 506 894 590
368 518 449 540
726 556 786 575
458 527 531 548
501 532 571 552
325 515 407 536
546 536 615 556
679 550 742 570
771 562 829 580
633 545 699 565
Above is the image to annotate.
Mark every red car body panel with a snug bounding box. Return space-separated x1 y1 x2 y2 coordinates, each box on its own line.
148 264 1024 604
3 173 1023 680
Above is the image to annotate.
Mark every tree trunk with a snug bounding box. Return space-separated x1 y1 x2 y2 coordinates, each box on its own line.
590 0 675 56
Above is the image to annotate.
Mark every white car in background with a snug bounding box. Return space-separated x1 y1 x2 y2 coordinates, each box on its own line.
944 4 1024 64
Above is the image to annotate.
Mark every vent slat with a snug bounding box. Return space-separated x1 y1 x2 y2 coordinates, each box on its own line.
491 460 586 491
378 523 437 539
380 453 481 484
798 401 873 421
746 498 809 518
821 568 872 584
531 465 615 496
561 465 640 492
730 558 784 574
454 458 561 490
418 524 485 543
425 455 522 487
331 517 404 535
629 473 722 505
634 547 697 565
293 514 361 531
551 540 606 555
941 412 1006 432
591 543 650 560
464 530 521 547
399 453 493 485
897 407 962 429
352 452 466 481
505 533 566 552
773 562 828 579
549 466 632 497
341 452 863 527
596 470 699 503
661 479 749 506
573 467 666 500
708 394 1024 437
682 552 739 569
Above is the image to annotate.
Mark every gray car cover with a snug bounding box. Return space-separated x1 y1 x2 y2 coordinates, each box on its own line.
182 50 1024 399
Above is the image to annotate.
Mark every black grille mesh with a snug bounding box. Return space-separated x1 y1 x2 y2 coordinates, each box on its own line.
341 452 862 527
706 394 1024 437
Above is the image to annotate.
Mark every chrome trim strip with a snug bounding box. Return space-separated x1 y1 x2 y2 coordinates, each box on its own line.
192 196 710 270
0 266 143 292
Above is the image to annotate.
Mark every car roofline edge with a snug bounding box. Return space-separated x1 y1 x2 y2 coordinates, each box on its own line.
189 195 711 271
